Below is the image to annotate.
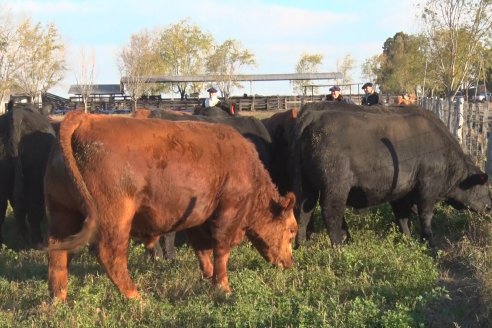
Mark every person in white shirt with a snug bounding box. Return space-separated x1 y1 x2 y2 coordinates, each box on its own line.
204 87 220 107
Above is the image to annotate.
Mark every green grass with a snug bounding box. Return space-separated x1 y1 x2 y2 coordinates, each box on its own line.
0 204 490 327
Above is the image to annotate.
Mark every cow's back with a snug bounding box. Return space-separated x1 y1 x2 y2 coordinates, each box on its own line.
294 106 468 205
47 115 268 234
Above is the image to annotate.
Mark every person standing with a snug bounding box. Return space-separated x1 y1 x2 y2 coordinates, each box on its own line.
361 82 380 106
204 87 220 107
325 86 354 103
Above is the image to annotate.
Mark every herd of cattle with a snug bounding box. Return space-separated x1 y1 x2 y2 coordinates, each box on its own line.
0 100 490 301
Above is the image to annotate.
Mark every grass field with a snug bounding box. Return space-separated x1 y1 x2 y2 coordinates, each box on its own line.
0 203 490 327
4 110 491 326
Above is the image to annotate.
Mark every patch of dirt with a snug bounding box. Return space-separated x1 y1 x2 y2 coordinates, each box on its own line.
424 241 490 328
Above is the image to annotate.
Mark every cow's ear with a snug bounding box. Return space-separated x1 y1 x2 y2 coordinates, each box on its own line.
459 173 488 189
281 192 296 213
270 192 296 217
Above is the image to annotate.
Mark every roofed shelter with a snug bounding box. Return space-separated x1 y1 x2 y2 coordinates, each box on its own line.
120 72 343 95
68 84 127 103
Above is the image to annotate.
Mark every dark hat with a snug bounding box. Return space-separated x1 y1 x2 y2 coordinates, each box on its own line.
362 82 373 89
207 87 218 93
329 86 341 92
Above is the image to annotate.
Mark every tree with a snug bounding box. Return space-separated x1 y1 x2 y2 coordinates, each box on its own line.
155 19 213 100
420 0 492 101
119 29 160 112
361 55 382 84
206 39 256 99
74 48 96 113
14 19 65 103
0 6 22 109
292 53 323 95
335 54 356 86
484 46 492 92
376 32 427 95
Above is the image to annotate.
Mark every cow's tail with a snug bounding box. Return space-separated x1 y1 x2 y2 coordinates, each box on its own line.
49 111 98 252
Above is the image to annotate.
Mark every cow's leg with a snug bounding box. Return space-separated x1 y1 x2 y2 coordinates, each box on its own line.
212 246 231 293
210 201 250 292
417 201 436 248
48 246 70 301
294 184 319 248
188 207 241 292
143 235 163 260
161 232 177 260
26 203 44 249
25 182 45 249
390 198 414 236
96 200 139 299
12 200 28 243
0 197 7 245
47 206 80 301
185 227 214 279
319 187 349 246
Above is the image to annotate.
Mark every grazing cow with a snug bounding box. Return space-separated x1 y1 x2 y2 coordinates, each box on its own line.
45 111 297 300
0 104 56 248
292 102 492 247
138 109 274 260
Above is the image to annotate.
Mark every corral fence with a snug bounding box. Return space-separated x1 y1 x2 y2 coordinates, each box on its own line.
418 97 492 174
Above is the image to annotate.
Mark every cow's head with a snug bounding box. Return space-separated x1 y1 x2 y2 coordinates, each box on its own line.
447 173 492 214
247 192 297 268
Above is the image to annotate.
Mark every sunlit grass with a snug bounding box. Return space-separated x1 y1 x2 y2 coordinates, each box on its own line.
0 203 490 327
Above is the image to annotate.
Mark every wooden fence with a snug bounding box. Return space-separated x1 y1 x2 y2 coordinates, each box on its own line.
137 94 364 112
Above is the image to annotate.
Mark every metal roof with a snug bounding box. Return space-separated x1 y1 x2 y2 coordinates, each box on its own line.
121 72 343 84
68 84 123 95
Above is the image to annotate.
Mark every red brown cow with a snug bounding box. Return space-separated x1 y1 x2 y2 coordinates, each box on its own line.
45 111 297 301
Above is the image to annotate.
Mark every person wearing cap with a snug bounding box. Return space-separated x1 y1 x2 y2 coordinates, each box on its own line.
325 86 354 103
204 87 220 107
361 82 380 106
325 86 343 101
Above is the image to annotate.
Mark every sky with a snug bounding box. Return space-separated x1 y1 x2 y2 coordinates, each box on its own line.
4 0 423 98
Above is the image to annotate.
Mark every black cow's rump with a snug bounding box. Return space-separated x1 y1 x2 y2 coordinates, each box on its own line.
0 105 55 248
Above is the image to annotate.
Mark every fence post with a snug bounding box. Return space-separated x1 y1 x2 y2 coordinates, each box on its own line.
453 98 464 143
484 101 492 175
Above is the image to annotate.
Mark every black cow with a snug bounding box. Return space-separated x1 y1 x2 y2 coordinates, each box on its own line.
0 104 56 248
292 102 492 247
261 109 299 195
143 109 273 259
193 102 238 116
